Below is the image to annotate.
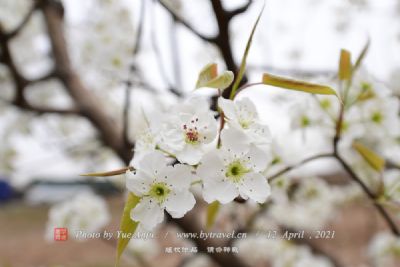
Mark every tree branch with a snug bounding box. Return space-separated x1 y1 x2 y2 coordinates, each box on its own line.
267 153 334 181
39 0 132 163
227 0 253 20
157 0 216 42
0 2 38 41
12 100 80 115
334 154 400 236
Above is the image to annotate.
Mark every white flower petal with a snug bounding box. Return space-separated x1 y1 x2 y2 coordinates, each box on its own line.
238 173 271 203
220 127 249 155
126 170 151 196
131 197 164 231
176 144 204 165
246 145 270 172
247 122 272 147
168 164 195 189
165 190 196 218
218 97 238 121
197 151 225 183
203 180 238 204
138 151 168 176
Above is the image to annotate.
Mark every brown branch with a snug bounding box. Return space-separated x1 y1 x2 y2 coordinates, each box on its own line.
12 100 80 115
267 153 333 181
227 0 253 20
39 0 132 163
28 70 58 84
0 2 38 41
334 154 400 236
157 0 216 42
122 82 132 147
331 82 399 235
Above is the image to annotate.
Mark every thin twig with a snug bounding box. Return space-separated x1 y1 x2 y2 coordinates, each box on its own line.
334 154 400 235
157 0 215 42
227 0 253 19
267 153 334 181
0 2 38 41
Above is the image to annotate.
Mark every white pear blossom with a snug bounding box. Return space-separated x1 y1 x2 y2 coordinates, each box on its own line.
197 127 271 204
368 232 400 267
289 96 328 131
126 151 196 230
383 170 400 204
218 97 271 151
350 69 392 102
131 127 159 168
45 192 111 241
127 237 159 261
359 97 400 138
268 177 340 230
157 97 218 165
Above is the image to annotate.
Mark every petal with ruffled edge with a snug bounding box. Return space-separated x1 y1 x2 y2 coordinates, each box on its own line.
164 190 196 218
238 173 271 203
130 197 164 231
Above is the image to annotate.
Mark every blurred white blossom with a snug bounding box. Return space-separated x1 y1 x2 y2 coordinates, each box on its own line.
45 192 110 241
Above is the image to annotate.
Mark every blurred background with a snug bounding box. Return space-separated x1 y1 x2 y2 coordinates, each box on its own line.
1 0 400 267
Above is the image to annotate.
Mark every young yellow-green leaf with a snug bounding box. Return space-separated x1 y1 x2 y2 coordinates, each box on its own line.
203 71 234 89
339 49 352 81
80 167 132 177
206 201 220 229
195 63 234 90
229 4 265 99
116 193 140 266
195 63 218 88
353 39 370 72
262 73 337 95
352 141 385 172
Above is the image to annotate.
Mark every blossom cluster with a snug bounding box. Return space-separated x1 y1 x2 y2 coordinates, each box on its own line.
126 96 273 230
287 69 400 195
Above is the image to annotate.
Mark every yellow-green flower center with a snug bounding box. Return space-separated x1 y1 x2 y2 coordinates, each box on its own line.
300 116 310 127
239 119 251 129
148 182 171 203
226 161 249 183
319 99 331 110
371 111 383 124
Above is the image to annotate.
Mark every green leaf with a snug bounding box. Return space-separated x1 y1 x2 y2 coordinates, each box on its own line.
116 193 140 266
206 201 220 229
195 63 234 90
352 141 385 172
339 49 352 81
262 73 337 95
353 38 370 72
80 167 132 177
229 4 265 99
